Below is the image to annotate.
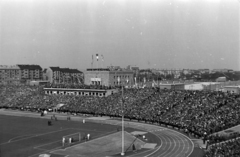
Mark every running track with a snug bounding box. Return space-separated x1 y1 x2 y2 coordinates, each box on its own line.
0 110 194 157
89 119 194 157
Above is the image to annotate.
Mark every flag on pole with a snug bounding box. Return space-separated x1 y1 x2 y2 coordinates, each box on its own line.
91 54 94 68
96 54 99 61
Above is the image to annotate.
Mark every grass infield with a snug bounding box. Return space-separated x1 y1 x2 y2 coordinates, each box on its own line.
0 114 121 157
0 114 158 157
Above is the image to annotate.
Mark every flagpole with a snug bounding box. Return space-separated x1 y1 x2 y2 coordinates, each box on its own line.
96 54 99 85
91 54 93 69
121 86 125 156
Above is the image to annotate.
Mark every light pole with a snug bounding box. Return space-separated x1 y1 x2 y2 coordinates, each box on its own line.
121 86 125 156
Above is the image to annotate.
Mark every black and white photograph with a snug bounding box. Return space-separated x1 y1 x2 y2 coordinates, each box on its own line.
0 0 240 157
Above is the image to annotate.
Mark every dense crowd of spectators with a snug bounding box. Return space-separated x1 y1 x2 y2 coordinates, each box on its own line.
204 137 240 157
1 84 240 155
207 132 240 145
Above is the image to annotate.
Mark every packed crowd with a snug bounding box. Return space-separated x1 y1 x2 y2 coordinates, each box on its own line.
204 137 240 157
1 84 240 155
207 132 240 145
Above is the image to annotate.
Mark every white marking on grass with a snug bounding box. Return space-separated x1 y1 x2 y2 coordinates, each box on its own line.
33 147 49 151
0 128 71 146
50 130 124 154
34 140 61 149
69 127 107 133
30 129 114 157
8 134 36 142
28 146 62 157
34 129 110 150
120 121 193 157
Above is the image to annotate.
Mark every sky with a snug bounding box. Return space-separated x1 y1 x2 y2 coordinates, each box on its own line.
0 0 239 70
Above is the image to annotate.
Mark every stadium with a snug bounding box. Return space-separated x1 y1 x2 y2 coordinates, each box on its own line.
1 82 240 157
1 0 240 157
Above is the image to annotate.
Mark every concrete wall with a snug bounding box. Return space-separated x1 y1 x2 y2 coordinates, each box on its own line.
224 86 240 94
84 71 110 86
159 84 184 90
109 71 134 87
84 70 134 87
46 68 53 83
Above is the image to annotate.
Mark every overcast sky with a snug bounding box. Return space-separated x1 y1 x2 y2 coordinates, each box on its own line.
0 0 239 70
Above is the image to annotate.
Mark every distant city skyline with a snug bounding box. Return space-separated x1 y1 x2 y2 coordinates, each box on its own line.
0 0 239 70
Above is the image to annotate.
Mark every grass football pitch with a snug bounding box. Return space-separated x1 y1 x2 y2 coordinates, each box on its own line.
0 114 122 157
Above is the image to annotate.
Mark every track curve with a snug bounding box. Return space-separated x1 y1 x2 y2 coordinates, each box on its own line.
90 120 194 157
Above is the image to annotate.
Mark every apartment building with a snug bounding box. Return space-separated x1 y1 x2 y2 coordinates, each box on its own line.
0 65 21 84
17 64 43 80
47 67 83 84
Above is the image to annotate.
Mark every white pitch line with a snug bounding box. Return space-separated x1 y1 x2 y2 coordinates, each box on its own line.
8 134 36 142
28 146 62 157
50 130 117 153
0 128 71 146
34 140 60 149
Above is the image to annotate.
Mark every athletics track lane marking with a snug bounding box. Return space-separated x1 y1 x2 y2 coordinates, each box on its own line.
102 120 193 157
171 133 187 157
118 121 194 157
163 131 183 157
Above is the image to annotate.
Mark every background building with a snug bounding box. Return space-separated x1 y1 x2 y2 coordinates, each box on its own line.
84 68 134 87
0 65 21 84
0 64 43 84
159 83 185 90
46 67 83 84
224 86 240 94
17 64 43 81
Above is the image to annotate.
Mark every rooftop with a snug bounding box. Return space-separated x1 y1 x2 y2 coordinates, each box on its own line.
0 65 20 69
50 67 82 73
17 64 42 70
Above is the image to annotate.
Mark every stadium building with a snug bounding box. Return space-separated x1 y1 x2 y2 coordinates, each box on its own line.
224 86 240 94
159 83 185 90
84 68 134 87
46 67 83 84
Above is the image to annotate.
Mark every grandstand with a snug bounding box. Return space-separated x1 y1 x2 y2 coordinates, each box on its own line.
1 84 240 156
